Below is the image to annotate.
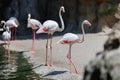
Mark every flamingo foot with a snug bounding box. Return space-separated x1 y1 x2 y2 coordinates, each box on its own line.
75 69 79 74
49 64 53 67
29 49 35 53
67 55 71 60
45 63 48 66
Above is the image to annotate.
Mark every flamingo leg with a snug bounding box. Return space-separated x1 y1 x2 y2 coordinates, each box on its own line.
30 29 35 53
10 28 14 40
45 35 49 66
67 45 78 74
68 56 72 73
14 27 16 40
10 28 13 40
69 58 78 74
49 34 53 66
67 45 72 73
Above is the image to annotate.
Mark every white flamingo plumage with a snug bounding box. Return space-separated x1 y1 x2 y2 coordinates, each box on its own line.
2 26 11 63
57 20 91 74
1 17 19 40
27 13 42 53
36 6 65 66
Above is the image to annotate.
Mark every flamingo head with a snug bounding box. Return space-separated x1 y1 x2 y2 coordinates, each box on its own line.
9 17 19 26
84 20 91 27
11 20 18 28
28 13 31 19
60 6 65 13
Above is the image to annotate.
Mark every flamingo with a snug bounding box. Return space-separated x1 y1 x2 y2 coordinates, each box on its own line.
9 17 19 40
2 26 11 63
1 17 19 40
36 6 65 66
27 13 42 53
57 20 91 74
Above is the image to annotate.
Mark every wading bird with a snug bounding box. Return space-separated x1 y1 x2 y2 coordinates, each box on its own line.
2 26 11 63
36 6 65 66
27 13 42 53
1 17 19 40
57 20 91 74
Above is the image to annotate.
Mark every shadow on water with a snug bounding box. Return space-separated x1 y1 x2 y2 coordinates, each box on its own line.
0 46 52 80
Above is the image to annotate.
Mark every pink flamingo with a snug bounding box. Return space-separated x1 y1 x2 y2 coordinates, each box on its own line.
9 17 19 40
57 20 91 74
2 26 11 63
1 17 19 40
36 6 65 66
27 13 42 53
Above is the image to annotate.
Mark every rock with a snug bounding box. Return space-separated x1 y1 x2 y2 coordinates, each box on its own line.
83 48 120 80
83 30 120 80
104 30 120 50
113 3 120 31
115 3 120 19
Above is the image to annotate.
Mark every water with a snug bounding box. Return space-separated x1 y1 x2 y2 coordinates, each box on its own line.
0 46 52 80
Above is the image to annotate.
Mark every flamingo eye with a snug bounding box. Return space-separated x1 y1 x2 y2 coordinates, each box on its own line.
43 27 48 31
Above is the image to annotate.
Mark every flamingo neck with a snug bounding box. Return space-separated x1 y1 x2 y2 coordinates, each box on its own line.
28 14 31 21
1 20 5 24
58 8 64 32
6 27 10 32
1 20 5 28
80 22 85 43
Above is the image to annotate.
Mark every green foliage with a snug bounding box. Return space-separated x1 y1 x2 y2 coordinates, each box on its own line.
98 2 118 17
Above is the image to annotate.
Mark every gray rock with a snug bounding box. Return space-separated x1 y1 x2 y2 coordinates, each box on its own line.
83 30 120 80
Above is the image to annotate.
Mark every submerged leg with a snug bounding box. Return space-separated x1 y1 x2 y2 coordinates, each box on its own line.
4 43 7 57
7 40 11 63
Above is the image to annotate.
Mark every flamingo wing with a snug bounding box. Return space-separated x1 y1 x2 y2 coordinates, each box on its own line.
9 17 19 26
28 19 41 29
59 33 80 44
43 20 59 31
5 20 18 27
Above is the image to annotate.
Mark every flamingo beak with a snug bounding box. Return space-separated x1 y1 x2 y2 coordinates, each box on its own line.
36 28 44 34
14 23 18 28
61 7 65 13
62 9 65 13
87 22 92 27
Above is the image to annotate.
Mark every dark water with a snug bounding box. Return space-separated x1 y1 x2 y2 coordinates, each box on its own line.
0 46 52 80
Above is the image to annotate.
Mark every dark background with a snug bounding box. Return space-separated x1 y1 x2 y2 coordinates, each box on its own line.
0 0 119 36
